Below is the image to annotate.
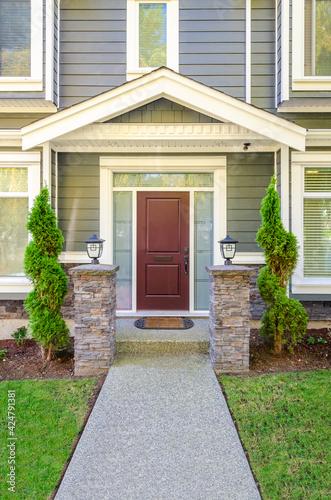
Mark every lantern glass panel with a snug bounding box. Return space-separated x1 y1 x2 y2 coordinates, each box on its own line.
87 243 100 259
223 243 235 259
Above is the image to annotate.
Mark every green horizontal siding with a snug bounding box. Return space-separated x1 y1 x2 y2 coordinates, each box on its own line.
59 0 126 108
179 0 245 101
57 153 100 251
57 151 274 255
251 0 276 112
227 152 274 252
109 98 220 123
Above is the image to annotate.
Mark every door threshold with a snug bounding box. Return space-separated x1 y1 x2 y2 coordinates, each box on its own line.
116 310 209 318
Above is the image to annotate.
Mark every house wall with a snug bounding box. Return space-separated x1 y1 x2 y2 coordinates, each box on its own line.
108 98 221 123
227 153 273 252
57 0 279 111
57 151 273 253
51 150 57 210
59 0 127 108
251 0 275 112
276 0 282 106
179 0 245 101
58 153 100 251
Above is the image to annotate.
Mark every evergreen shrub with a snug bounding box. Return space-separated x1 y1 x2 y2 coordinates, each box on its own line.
24 188 69 361
256 176 308 353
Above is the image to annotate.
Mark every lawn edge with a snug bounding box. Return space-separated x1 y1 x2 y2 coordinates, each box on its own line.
49 374 107 500
217 375 264 499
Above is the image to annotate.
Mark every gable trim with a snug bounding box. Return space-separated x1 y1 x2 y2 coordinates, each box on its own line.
22 68 306 151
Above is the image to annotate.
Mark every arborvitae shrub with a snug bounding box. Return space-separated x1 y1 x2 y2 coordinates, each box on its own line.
256 176 307 353
24 188 69 360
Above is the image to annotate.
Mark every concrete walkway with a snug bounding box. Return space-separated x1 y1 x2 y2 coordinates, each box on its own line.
56 352 261 500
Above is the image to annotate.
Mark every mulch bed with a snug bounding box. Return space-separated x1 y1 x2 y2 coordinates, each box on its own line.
249 328 330 375
0 329 330 381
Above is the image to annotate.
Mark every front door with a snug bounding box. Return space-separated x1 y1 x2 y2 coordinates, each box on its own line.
137 192 190 310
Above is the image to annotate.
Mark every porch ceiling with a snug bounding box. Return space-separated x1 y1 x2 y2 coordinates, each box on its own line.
51 122 280 152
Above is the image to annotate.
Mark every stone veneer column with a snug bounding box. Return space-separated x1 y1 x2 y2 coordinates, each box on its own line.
69 264 119 377
206 265 255 374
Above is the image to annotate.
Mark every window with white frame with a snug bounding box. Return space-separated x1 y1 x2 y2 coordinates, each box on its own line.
0 0 43 91
292 0 331 90
0 153 40 277
127 0 179 80
292 152 331 294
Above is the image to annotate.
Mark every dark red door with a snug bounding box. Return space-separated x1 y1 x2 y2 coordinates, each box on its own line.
137 192 189 310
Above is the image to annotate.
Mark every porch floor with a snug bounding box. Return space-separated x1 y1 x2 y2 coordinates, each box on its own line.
115 318 210 354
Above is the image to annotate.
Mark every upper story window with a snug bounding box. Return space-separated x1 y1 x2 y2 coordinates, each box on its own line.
127 0 179 81
0 0 43 91
293 0 331 90
304 0 331 77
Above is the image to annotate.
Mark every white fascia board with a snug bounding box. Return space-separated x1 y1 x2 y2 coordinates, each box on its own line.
0 130 22 138
292 151 331 164
22 68 307 151
0 151 40 163
306 129 331 143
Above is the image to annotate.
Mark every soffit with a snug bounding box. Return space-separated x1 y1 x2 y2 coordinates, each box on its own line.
51 122 280 152
278 98 331 113
0 99 57 113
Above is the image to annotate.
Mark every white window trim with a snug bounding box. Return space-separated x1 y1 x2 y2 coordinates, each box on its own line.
126 0 179 81
292 152 331 294
292 0 331 91
0 152 41 293
0 0 43 92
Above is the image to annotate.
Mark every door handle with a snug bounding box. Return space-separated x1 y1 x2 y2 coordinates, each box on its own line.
184 255 189 275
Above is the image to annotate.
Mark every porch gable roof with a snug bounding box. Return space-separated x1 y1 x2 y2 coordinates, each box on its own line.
22 68 306 151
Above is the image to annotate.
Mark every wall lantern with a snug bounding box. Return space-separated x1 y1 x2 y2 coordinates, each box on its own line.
218 235 238 265
85 234 105 264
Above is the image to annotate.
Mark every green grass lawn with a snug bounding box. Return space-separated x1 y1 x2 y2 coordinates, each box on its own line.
220 370 331 500
0 378 97 500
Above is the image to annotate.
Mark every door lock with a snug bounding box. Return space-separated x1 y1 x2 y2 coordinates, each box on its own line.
184 248 189 275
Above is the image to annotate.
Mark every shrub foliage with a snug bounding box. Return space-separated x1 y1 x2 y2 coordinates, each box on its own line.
256 176 307 353
24 188 69 361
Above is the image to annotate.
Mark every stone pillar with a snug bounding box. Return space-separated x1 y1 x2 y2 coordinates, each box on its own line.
206 265 255 374
69 264 119 377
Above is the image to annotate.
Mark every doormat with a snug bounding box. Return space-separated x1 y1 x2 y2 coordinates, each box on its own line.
134 317 194 330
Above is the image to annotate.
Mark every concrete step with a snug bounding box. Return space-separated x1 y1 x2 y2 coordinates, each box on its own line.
115 318 210 355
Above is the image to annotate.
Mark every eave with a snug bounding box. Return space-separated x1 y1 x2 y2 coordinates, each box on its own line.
21 68 307 151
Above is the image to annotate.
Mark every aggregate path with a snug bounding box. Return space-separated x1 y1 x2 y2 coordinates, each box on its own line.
55 353 261 500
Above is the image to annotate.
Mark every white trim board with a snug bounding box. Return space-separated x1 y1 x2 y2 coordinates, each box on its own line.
22 68 307 151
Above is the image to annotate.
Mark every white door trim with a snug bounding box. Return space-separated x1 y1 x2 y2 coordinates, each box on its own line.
100 156 227 313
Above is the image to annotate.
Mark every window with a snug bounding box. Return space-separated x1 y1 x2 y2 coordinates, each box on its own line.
127 0 179 80
0 0 43 91
0 153 40 279
292 152 331 294
292 0 331 90
304 0 331 77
